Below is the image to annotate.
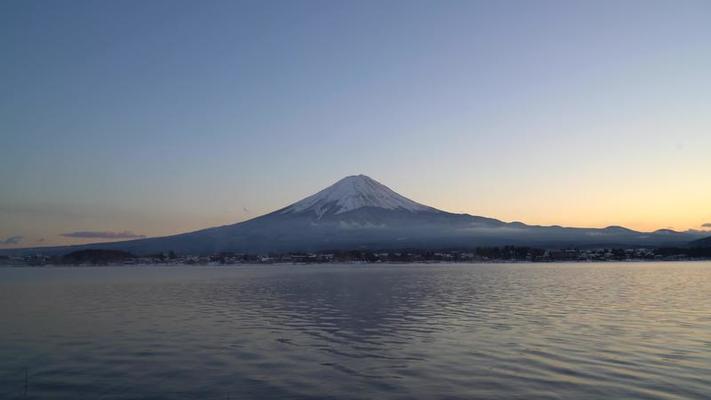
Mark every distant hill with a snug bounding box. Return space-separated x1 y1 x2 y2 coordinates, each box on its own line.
690 236 711 248
3 175 707 256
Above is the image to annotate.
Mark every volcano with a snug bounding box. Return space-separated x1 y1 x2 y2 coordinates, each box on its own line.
5 175 706 255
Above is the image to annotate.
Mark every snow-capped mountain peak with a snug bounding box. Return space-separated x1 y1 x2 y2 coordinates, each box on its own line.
281 175 434 218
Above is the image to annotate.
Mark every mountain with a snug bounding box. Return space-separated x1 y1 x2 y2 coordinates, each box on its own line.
4 175 707 256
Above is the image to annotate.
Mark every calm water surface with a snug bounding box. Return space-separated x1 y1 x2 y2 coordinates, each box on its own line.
1 262 710 399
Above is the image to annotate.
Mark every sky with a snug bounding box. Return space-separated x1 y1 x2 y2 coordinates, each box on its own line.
1 0 710 248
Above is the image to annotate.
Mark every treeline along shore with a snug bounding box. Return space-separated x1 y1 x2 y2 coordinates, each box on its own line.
2 246 711 266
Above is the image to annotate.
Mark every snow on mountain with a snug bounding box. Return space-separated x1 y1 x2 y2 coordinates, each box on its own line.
280 175 435 218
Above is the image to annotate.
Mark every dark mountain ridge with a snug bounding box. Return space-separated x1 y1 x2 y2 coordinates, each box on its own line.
690 236 711 248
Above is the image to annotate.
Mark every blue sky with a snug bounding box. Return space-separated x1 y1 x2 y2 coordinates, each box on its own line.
2 0 710 247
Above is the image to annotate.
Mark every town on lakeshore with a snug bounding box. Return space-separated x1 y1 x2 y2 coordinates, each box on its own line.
3 246 711 267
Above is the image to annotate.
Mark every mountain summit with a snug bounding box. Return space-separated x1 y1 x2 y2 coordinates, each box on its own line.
280 175 434 218
3 175 706 256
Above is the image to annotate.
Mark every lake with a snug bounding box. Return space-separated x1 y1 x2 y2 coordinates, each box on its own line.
1 262 710 399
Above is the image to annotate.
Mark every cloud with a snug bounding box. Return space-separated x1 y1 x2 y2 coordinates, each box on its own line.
60 231 146 239
1 235 23 245
702 223 711 228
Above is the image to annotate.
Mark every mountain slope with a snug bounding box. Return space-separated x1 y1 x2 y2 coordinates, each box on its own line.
690 236 711 248
280 175 435 217
4 175 707 256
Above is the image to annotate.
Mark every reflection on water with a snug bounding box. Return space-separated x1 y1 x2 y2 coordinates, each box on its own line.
1 263 711 399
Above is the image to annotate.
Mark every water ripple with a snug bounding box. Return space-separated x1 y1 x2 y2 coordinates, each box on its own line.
1 262 711 399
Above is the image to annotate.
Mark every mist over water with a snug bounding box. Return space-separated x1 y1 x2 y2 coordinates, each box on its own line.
1 263 710 399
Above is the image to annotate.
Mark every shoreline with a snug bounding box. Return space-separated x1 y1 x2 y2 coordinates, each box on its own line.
3 258 711 268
